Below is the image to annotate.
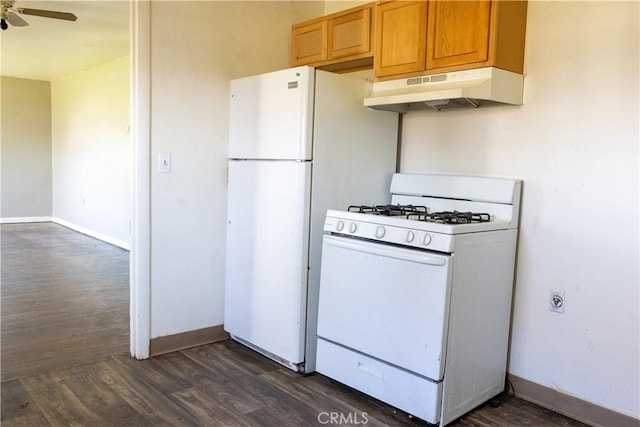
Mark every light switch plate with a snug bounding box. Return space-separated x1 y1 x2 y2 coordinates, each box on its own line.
158 153 171 173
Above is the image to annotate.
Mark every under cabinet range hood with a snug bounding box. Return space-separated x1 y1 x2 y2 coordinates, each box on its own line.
364 67 524 112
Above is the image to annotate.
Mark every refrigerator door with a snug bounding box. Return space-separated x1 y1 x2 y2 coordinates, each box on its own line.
229 66 314 160
224 160 311 366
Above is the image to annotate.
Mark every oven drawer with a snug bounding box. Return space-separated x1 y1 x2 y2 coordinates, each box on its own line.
316 338 442 424
317 235 452 380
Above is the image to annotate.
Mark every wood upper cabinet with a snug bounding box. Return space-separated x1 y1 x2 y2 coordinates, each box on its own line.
374 1 428 78
291 4 374 71
374 0 527 80
328 5 373 60
426 0 492 69
291 18 328 66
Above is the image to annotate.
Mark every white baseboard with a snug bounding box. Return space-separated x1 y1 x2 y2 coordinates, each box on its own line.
1 216 52 224
2 216 130 251
51 217 130 251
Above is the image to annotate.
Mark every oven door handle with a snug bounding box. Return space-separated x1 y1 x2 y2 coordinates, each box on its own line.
323 235 447 266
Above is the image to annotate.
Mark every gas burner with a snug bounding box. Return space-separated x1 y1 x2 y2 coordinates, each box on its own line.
409 211 491 224
348 204 428 217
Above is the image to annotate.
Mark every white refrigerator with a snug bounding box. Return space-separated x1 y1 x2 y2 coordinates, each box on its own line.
224 66 398 373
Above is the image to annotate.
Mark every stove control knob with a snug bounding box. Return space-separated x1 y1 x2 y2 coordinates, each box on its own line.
336 220 345 231
375 226 386 238
349 222 358 233
423 233 432 246
406 230 415 242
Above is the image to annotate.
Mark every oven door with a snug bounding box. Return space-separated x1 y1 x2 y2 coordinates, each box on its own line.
317 234 453 381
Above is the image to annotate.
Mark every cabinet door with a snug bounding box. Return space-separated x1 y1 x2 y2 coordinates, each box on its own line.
327 5 372 60
374 0 428 78
426 0 492 70
291 19 327 66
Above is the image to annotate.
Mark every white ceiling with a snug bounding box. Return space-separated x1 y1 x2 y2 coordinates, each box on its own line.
0 0 129 81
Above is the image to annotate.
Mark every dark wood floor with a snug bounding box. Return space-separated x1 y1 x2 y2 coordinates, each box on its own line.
1 222 129 382
1 222 587 426
1 340 588 427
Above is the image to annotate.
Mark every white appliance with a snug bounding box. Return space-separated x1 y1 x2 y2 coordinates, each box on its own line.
363 67 524 112
316 173 521 425
224 66 398 374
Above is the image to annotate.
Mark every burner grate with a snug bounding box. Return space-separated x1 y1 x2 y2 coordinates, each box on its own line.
347 205 492 224
410 210 491 224
348 204 428 217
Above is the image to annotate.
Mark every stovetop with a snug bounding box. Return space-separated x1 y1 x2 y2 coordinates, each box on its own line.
324 173 521 253
324 205 514 253
348 205 492 225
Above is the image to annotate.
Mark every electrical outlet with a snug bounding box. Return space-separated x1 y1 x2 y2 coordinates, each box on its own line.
550 290 565 313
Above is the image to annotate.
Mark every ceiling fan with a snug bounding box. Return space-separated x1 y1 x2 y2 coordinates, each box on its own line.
1 0 77 30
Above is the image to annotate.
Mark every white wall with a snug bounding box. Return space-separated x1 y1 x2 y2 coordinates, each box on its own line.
51 56 130 247
148 1 324 338
1 77 52 219
399 1 639 418
324 1 368 14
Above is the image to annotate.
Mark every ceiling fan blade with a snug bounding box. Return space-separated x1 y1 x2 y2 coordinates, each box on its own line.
18 8 77 21
7 11 28 26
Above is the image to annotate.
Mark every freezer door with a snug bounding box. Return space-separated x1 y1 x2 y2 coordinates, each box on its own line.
229 66 314 160
224 160 311 365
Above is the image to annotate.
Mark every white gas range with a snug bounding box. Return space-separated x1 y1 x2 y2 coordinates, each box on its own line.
315 173 521 426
